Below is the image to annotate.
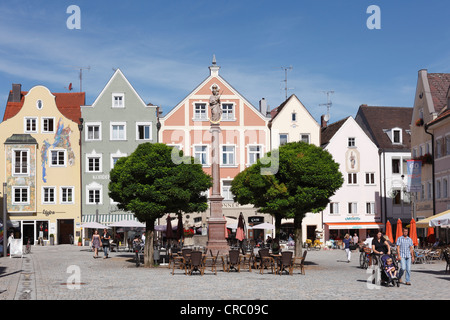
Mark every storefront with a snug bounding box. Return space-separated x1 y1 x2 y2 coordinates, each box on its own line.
324 222 384 242
8 219 74 245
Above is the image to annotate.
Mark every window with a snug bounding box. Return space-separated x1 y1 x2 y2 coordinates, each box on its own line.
427 182 432 200
365 173 375 185
13 187 29 204
436 139 442 158
112 93 124 108
392 159 400 174
329 202 339 214
393 129 401 144
292 113 297 121
111 123 126 140
436 180 441 199
88 189 101 204
443 178 448 198
24 117 37 133
221 180 233 201
300 134 310 144
13 150 29 175
42 118 55 133
42 187 56 204
393 191 401 205
421 184 425 200
348 202 357 214
86 123 101 141
136 123 152 140
222 104 234 120
194 103 207 120
446 136 450 156
61 187 74 204
348 173 358 185
222 146 235 166
248 145 262 165
348 137 355 147
87 156 101 172
279 134 288 146
36 99 43 110
50 150 66 167
366 202 375 214
194 145 208 165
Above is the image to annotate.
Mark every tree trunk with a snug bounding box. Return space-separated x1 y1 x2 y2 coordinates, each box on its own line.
144 219 155 268
274 215 282 239
293 215 303 258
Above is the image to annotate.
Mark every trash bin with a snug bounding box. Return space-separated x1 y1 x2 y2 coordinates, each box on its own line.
153 249 160 264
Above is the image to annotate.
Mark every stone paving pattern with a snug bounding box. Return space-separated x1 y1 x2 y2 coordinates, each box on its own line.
0 245 449 300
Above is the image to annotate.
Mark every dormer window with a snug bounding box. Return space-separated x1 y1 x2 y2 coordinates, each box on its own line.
292 112 297 121
393 129 401 144
112 93 124 108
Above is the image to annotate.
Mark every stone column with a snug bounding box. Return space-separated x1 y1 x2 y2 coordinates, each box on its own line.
206 123 229 255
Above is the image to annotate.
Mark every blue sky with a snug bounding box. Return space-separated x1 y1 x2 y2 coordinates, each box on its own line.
0 0 449 123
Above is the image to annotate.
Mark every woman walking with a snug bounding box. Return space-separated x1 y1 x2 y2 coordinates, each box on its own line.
343 234 352 262
92 229 101 258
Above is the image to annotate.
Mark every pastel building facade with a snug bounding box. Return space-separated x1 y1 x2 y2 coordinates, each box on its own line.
80 69 158 225
321 116 382 242
1 84 84 245
411 70 450 221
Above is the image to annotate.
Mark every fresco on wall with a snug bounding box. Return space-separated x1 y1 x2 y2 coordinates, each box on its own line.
41 118 75 182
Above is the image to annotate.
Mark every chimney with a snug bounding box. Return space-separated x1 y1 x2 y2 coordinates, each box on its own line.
12 84 21 102
321 114 328 128
259 98 267 116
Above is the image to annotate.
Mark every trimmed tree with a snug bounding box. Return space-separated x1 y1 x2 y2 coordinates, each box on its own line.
231 142 343 257
109 143 212 267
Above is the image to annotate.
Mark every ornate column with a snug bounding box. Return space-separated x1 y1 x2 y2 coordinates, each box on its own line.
206 82 229 255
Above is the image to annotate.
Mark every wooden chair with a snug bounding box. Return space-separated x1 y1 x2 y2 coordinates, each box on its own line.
240 247 255 272
189 251 205 275
225 250 241 272
204 250 219 275
172 251 188 275
258 248 274 274
293 250 307 275
276 251 294 275
181 248 192 270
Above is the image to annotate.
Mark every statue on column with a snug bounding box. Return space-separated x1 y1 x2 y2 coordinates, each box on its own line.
209 85 222 124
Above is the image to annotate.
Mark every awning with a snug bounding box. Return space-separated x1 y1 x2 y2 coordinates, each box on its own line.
416 210 450 228
325 222 383 230
82 213 139 225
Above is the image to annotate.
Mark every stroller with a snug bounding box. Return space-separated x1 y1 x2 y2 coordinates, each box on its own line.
379 254 400 287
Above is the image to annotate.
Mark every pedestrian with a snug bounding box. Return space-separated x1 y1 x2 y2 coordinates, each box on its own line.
352 233 359 244
101 228 111 259
372 231 390 256
92 230 101 258
396 228 415 285
343 234 351 262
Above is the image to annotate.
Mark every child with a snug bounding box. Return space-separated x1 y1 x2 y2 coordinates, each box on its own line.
385 257 397 279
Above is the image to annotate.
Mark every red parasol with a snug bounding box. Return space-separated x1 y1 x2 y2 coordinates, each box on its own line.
427 227 436 243
409 219 418 247
395 218 403 243
385 220 393 243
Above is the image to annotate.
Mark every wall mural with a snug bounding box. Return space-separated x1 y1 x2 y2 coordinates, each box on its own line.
41 118 75 182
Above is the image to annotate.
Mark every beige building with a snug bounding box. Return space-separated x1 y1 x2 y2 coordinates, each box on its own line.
1 85 84 245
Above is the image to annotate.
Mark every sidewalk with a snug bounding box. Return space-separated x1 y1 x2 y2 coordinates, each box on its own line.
1 245 449 300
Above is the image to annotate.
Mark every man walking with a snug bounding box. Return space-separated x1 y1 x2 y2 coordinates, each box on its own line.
396 228 415 285
101 228 111 259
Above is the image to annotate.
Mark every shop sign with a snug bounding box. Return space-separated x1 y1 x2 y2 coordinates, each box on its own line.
43 209 55 216
248 216 264 224
345 217 360 221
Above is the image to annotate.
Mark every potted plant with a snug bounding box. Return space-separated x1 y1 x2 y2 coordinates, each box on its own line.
78 236 82 246
49 234 55 245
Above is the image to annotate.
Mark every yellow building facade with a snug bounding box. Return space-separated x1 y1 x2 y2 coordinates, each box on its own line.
1 85 82 245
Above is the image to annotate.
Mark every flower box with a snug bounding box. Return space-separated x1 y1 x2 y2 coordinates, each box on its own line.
415 118 424 127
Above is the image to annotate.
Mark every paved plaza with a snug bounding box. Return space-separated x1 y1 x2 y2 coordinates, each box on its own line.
0 245 449 301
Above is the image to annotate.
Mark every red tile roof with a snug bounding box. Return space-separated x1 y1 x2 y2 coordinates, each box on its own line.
427 73 450 113
3 90 85 124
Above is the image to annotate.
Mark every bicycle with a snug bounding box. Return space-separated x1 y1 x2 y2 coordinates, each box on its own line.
359 247 372 269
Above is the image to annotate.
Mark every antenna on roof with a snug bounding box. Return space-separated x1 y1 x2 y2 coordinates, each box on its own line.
280 66 293 101
66 66 90 92
319 90 334 121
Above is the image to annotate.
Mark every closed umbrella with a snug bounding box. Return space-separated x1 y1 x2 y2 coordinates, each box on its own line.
223 215 228 239
236 213 245 242
409 219 418 247
395 218 403 242
165 215 174 239
176 214 183 240
385 220 393 243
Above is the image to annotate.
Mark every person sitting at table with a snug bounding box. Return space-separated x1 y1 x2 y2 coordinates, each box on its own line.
271 237 280 254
